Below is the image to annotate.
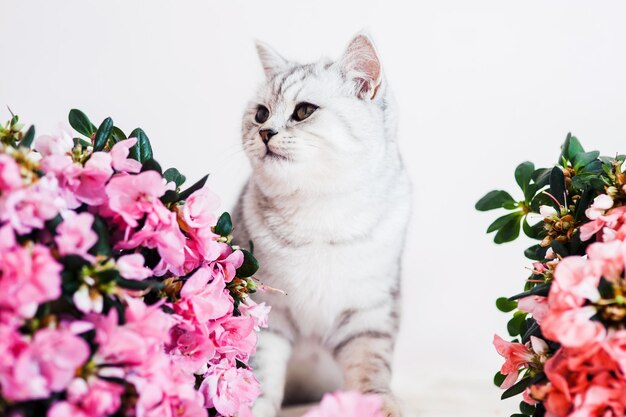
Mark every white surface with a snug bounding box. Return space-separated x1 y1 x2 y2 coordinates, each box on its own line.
2 2 626 416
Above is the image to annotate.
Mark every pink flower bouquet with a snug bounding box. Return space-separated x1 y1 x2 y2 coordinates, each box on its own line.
0 110 269 417
478 134 626 417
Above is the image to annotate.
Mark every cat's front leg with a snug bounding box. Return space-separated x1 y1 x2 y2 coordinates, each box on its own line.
251 326 293 417
331 324 402 417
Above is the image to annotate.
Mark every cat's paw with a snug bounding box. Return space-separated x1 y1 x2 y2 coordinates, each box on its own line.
252 396 279 417
380 394 403 417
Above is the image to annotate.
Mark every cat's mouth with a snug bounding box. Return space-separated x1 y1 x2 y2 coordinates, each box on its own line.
263 149 289 161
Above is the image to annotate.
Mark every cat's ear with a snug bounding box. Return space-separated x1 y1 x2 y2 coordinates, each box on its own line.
339 34 382 100
256 40 288 78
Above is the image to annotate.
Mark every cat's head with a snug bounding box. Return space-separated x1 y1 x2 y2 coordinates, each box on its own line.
242 34 395 195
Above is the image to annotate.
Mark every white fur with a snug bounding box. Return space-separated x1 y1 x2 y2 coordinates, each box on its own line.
234 34 412 417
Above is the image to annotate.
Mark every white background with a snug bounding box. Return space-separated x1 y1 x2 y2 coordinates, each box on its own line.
2 1 626 416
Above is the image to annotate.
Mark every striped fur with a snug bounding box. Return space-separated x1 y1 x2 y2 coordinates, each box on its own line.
234 34 411 417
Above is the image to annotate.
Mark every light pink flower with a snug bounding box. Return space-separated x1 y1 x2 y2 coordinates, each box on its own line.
175 267 233 323
518 296 549 324
55 212 97 260
58 378 124 417
0 154 22 192
166 323 216 374
585 194 614 220
182 187 220 229
35 131 73 157
199 359 261 416
586 240 625 282
302 391 385 417
1 176 63 234
106 170 167 227
74 152 113 206
212 315 257 363
549 256 600 310
0 243 62 318
117 253 153 280
239 299 271 330
493 334 534 389
542 306 606 348
111 138 141 173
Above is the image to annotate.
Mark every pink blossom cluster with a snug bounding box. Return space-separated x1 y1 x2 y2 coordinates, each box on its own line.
302 391 385 417
0 124 268 417
495 195 626 417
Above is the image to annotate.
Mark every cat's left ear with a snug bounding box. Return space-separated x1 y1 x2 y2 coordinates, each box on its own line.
339 33 382 100
256 40 288 78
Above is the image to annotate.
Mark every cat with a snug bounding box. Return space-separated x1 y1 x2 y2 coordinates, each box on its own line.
232 33 412 417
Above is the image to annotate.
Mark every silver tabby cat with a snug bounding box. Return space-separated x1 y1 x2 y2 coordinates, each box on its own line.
232 33 412 417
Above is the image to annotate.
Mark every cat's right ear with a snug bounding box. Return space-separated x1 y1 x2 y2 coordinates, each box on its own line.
255 40 288 78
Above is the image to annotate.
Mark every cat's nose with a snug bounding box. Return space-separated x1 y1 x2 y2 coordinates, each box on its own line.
259 129 278 144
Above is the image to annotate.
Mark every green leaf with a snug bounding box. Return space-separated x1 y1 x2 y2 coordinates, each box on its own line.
178 174 209 201
20 125 35 148
560 133 584 162
160 190 179 204
128 128 153 162
523 183 538 204
509 283 551 301
89 216 112 257
110 126 126 144
494 371 506 387
550 240 569 257
487 212 521 233
494 214 522 244
530 192 554 213
520 401 535 415
507 312 528 337
524 244 544 260
215 212 233 236
532 168 551 189
475 190 515 211
141 159 162 174
573 150 600 171
93 117 114 151
501 377 532 400
549 166 566 206
69 109 96 137
574 187 594 221
496 297 517 313
236 249 259 277
522 218 544 240
116 277 163 291
163 168 186 188
515 161 535 194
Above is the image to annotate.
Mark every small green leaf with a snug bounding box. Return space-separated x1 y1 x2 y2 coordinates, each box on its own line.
475 190 516 211
89 216 112 257
110 126 126 144
494 214 522 244
69 109 96 137
560 133 584 163
507 312 528 337
163 168 186 188
520 401 536 415
531 168 551 189
509 283 551 301
160 190 179 204
549 167 566 206
236 249 259 278
494 371 506 387
116 277 163 291
215 212 233 236
550 240 569 257
141 159 162 174
93 117 114 151
487 212 521 233
501 377 532 400
496 297 518 313
128 128 153 162
178 174 209 201
524 244 544 260
515 161 535 193
20 125 36 148
573 150 600 171
522 218 544 240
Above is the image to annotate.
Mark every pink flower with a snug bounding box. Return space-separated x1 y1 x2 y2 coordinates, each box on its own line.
549 256 600 310
55 212 97 260
175 267 233 323
239 299 271 330
74 152 113 206
212 315 257 362
182 187 220 229
56 378 124 417
518 296 549 324
0 243 62 318
117 254 153 280
1 176 63 234
586 240 625 282
493 335 534 389
302 391 385 417
166 323 216 374
542 306 606 348
585 194 614 220
199 359 261 416
111 138 141 173
106 170 167 227
580 206 626 242
0 154 22 192
35 131 73 157
208 245 244 283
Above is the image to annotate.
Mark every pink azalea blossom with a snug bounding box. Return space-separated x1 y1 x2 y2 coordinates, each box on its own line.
580 206 626 242
111 138 141 173
549 256 601 310
55 212 97 260
0 154 22 192
212 315 257 363
35 131 73 157
493 334 535 389
74 152 114 206
239 299 271 330
0 243 62 318
542 306 606 348
117 253 153 280
166 323 216 374
585 194 614 220
1 176 63 234
182 186 220 229
105 170 167 227
302 391 385 417
518 296 549 324
175 267 233 324
199 359 261 416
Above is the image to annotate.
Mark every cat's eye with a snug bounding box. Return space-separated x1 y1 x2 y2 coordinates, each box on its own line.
292 102 318 122
255 105 270 124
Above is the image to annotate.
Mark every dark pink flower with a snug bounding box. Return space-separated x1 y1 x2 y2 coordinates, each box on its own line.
175 267 233 324
199 359 261 416
493 335 535 389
